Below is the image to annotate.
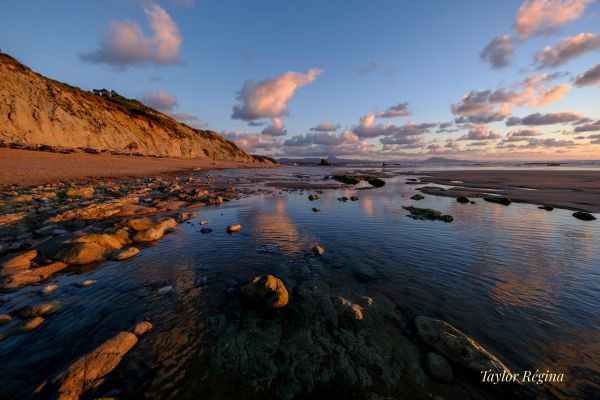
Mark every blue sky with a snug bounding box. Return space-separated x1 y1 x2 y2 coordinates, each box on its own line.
2 0 600 160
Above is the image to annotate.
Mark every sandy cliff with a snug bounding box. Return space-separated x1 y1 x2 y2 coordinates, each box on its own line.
0 53 271 164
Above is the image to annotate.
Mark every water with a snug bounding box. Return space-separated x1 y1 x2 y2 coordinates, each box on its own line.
1 167 599 399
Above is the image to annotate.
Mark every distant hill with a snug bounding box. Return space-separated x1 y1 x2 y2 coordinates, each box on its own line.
421 157 466 164
277 156 470 165
0 52 271 164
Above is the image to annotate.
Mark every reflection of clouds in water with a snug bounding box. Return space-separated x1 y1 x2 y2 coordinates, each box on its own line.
245 197 303 253
359 196 373 215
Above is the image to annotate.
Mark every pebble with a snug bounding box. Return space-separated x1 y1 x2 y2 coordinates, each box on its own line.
39 284 59 296
76 280 97 287
227 224 241 233
158 285 173 295
312 245 325 256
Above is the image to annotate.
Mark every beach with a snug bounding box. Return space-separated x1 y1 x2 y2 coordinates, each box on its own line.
419 169 600 213
0 148 271 188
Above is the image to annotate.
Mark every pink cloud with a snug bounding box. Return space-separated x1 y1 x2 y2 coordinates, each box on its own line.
221 131 283 152
231 69 323 121
514 0 593 40
261 117 288 136
310 121 341 132
480 35 514 68
139 90 178 112
534 33 600 68
459 124 501 141
81 2 182 66
575 64 600 87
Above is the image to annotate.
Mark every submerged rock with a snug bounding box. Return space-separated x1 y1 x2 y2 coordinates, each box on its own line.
200 228 213 234
133 321 153 336
456 196 470 204
0 317 44 342
0 314 12 325
573 211 596 221
425 352 453 383
16 301 63 319
484 196 511 206
111 247 140 261
241 275 289 309
411 194 425 201
415 316 511 375
311 207 320 212
39 284 59 296
403 206 453 222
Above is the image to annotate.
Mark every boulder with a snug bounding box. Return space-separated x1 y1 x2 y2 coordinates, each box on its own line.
425 352 453 383
573 211 596 221
456 196 470 204
131 218 176 242
241 275 289 309
52 331 138 399
71 233 124 250
1 249 37 269
52 242 107 265
118 216 155 231
415 316 511 375
111 247 140 261
483 196 511 206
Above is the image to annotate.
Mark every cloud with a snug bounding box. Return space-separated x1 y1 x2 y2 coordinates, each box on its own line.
458 124 501 141
247 120 266 127
513 0 593 40
534 33 600 68
480 35 514 68
575 64 600 87
468 141 490 147
310 121 341 132
284 131 358 147
221 131 283 152
357 59 379 75
170 111 198 122
376 102 412 118
506 111 586 125
261 117 288 136
354 117 436 139
505 128 542 141
573 119 600 132
451 74 571 122
81 2 182 66
138 89 178 112
240 49 253 61
231 69 322 120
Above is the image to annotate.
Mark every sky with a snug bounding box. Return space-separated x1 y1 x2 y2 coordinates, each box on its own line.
2 0 600 161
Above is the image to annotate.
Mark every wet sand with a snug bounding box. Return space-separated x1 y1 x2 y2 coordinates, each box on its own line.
419 169 600 213
0 148 273 188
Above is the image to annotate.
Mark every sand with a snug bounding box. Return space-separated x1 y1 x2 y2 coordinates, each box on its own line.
419 169 600 213
0 148 272 187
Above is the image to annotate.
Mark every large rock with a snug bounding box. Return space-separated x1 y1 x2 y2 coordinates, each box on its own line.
49 197 139 222
415 316 511 375
241 275 289 309
573 211 596 221
71 233 124 250
425 352 453 383
1 249 37 269
118 216 155 231
131 218 177 242
52 242 107 265
483 196 511 206
1 261 69 289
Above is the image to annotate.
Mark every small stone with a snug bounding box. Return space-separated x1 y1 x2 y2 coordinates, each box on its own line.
539 205 554 211
0 314 11 325
76 280 96 287
411 194 425 201
199 221 209 225
132 321 153 336
241 275 289 309
456 196 470 204
312 207 320 212
573 211 596 221
350 196 359 201
111 247 140 261
312 245 325 256
308 194 319 201
39 284 59 296
200 228 213 234
227 224 241 233
158 285 173 295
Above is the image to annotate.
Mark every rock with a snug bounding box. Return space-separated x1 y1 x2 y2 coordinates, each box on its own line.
0 314 11 325
415 316 512 375
332 175 361 185
71 233 124 250
352 264 378 282
367 178 385 188
403 206 453 223
111 247 140 261
0 317 44 341
199 220 209 225
1 262 69 290
65 186 94 197
176 212 195 223
350 196 359 201
308 194 319 201
312 207 320 212
49 197 138 223
132 321 153 336
312 245 325 256
52 242 107 265
119 216 155 231
538 205 554 211
337 297 364 322
456 196 470 204
131 218 177 242
10 194 34 203
483 196 511 206
51 331 138 399
411 194 425 200
227 224 241 233
1 249 37 269
39 284 59 296
573 211 596 221
76 280 97 287
200 228 213 234
15 301 63 318
425 352 453 383
241 275 289 309
158 285 173 295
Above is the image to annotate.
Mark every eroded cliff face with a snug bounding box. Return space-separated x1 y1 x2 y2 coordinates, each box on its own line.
0 53 271 164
